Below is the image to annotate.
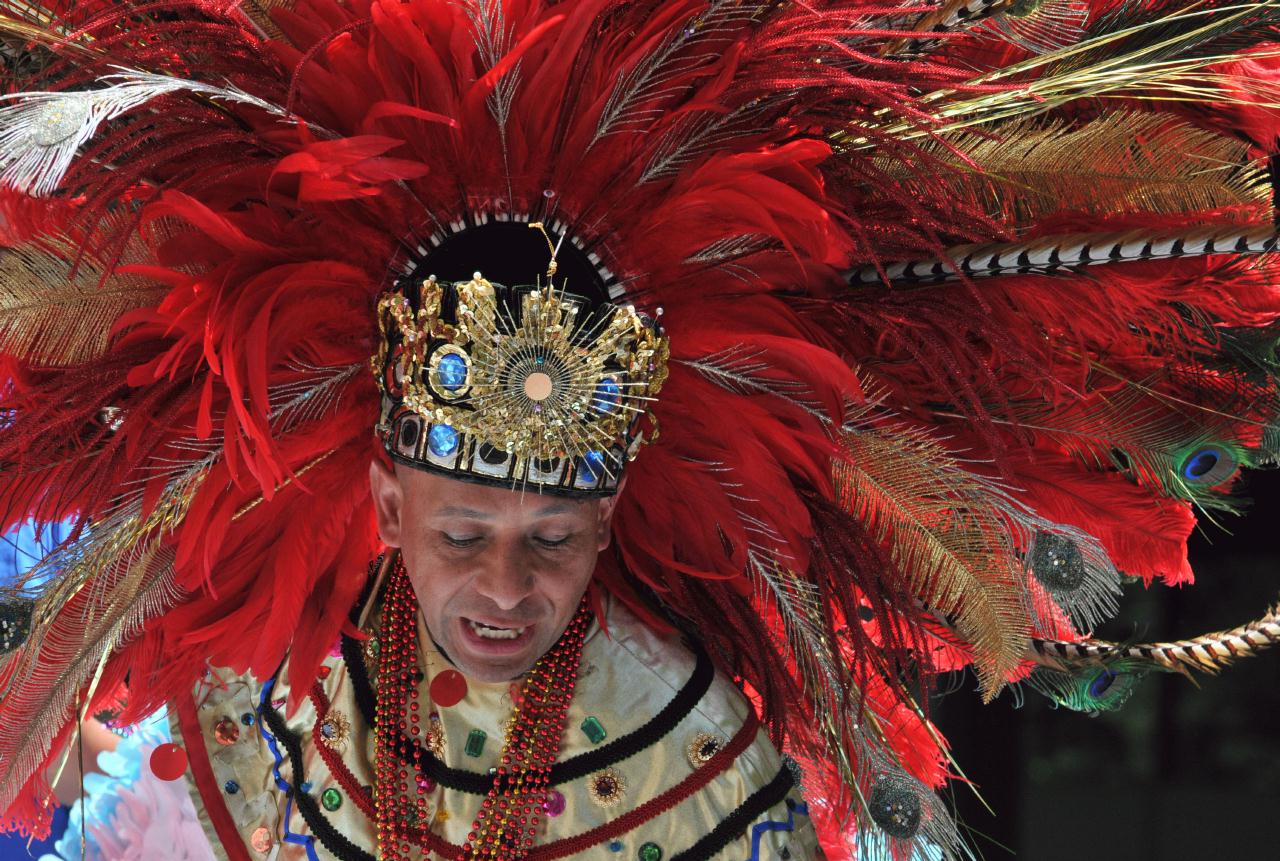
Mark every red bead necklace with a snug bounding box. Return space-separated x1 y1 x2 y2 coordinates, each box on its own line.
374 557 590 859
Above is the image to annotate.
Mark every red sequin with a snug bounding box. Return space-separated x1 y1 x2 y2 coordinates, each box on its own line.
149 743 188 781
429 669 468 708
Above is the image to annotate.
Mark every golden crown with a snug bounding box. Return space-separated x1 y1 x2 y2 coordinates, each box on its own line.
373 270 668 495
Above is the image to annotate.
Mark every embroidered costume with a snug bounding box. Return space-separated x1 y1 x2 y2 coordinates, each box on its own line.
1 1 1279 858
179 586 821 859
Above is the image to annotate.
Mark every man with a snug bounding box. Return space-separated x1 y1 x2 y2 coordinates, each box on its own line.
2 2 1279 860
179 460 820 858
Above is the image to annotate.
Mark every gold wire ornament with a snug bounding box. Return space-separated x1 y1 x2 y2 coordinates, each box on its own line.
373 267 668 492
586 767 627 807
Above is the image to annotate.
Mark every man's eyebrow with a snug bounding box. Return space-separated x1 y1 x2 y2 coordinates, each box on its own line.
434 506 493 520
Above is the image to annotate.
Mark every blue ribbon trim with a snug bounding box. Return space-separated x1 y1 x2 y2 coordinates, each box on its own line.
748 798 811 861
258 679 320 861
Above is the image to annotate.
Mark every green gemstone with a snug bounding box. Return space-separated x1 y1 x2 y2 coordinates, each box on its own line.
581 715 607 745
638 842 662 861
464 728 487 758
320 788 343 812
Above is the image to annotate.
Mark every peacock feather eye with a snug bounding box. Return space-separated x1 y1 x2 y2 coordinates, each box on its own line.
1179 444 1238 486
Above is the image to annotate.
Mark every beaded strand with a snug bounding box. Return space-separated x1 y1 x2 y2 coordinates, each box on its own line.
374 557 589 860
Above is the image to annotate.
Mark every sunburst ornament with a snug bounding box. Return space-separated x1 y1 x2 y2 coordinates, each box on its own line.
374 233 668 495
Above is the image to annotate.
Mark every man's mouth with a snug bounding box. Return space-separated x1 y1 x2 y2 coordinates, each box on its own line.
466 619 527 640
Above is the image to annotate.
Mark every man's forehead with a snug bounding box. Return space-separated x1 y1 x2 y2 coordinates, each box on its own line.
397 464 590 516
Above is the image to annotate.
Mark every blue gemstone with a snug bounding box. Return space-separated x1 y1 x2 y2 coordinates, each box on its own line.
300 781 312 794
240 712 255 726
437 353 468 391
591 378 621 414
428 424 459 457
224 780 240 795
609 842 624 853
578 451 606 484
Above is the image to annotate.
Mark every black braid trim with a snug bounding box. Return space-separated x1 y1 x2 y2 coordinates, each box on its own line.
259 697 376 861
669 764 796 861
341 632 716 795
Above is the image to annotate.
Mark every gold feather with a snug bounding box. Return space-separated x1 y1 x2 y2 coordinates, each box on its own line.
0 539 185 813
0 236 166 367
845 4 1280 145
883 112 1270 226
835 420 1030 699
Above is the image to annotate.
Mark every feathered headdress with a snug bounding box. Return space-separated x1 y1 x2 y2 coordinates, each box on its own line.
1 1 1279 856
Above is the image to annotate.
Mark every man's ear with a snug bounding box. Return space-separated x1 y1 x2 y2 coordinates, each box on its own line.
369 458 405 547
595 476 627 551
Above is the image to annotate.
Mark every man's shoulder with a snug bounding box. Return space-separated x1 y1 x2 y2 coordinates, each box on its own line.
556 600 824 857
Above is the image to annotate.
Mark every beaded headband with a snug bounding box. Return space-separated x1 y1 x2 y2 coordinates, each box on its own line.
372 224 668 496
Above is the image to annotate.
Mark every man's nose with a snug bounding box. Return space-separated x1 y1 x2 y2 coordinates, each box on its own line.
472 542 536 611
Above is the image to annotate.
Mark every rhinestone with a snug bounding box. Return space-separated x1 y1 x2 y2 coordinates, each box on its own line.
577 451 606 484
299 781 312 794
213 716 240 746
224 780 240 795
464 728 487 758
591 378 621 414
321 788 343 811
240 712 255 726
639 842 663 861
543 788 566 817
436 352 468 391
428 424 460 457
609 842 624 853
580 716 607 745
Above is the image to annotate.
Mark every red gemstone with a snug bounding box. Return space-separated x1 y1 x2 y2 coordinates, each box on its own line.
149 743 188 781
430 669 468 707
318 665 332 679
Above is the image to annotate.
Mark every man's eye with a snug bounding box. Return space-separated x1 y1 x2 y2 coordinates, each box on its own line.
443 534 482 548
535 536 571 548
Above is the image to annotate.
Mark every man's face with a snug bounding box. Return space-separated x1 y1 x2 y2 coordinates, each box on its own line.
369 460 621 682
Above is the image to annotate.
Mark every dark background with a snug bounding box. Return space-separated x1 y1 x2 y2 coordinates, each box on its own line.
934 470 1280 860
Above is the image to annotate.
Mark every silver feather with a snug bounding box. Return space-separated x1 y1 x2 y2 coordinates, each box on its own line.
0 67 297 196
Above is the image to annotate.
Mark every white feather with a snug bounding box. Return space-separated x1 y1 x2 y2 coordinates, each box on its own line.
0 67 296 196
